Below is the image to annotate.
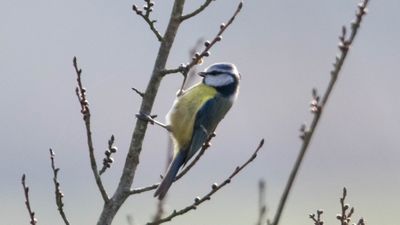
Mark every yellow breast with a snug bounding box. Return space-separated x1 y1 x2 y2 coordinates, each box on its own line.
166 83 217 152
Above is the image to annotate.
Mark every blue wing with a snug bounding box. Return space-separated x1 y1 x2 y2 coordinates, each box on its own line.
184 96 233 164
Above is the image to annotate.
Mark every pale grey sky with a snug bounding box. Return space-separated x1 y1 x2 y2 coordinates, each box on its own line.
1 0 399 225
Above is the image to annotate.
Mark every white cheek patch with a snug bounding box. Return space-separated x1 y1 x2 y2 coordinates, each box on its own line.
204 74 235 87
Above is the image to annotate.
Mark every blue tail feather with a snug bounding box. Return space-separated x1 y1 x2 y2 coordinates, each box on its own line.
154 151 186 200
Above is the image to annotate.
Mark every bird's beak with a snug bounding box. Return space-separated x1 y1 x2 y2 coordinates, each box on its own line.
198 72 207 77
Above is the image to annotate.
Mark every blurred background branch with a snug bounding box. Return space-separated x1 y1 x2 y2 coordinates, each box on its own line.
256 180 267 225
308 188 365 225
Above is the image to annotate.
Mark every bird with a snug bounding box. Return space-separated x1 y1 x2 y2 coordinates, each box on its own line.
154 62 241 200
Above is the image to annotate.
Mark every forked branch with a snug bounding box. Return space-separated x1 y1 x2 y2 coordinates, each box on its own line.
308 188 365 225
180 0 213 21
73 57 109 202
132 0 163 42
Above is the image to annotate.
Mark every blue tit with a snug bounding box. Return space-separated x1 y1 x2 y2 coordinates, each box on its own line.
154 62 241 200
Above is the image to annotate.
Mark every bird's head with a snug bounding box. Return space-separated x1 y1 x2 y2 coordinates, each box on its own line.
199 63 241 91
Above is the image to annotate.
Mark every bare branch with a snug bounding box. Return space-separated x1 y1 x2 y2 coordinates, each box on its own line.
73 56 109 202
99 135 118 175
130 183 159 195
271 1 370 225
323 0 369 107
147 139 265 225
49 149 70 225
161 38 204 85
160 67 185 76
309 210 324 225
356 218 366 225
309 188 365 225
132 1 163 42
180 0 213 21
335 188 365 225
21 174 38 225
131 87 144 98
256 180 267 225
165 1 243 95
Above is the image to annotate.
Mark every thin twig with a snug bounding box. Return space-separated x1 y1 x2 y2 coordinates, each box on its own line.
49 149 70 225
21 174 38 225
146 139 265 225
161 1 243 95
180 0 213 21
99 135 118 175
130 183 159 195
160 67 183 75
337 187 356 225
256 180 267 225
335 188 364 225
271 1 369 225
131 87 144 98
73 56 109 202
356 218 366 225
132 1 163 42
309 188 365 225
309 210 324 225
181 38 205 90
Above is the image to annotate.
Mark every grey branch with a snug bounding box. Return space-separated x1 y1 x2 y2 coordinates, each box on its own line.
131 87 145 98
73 57 109 203
309 188 365 225
132 1 163 42
99 135 118 175
147 139 265 225
309 210 324 225
180 0 213 21
270 1 370 225
49 149 70 225
256 180 267 225
21 174 38 225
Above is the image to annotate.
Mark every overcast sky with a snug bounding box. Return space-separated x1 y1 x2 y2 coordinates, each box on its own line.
1 0 399 225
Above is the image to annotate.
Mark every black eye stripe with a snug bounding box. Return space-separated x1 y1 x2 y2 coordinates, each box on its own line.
206 71 234 76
